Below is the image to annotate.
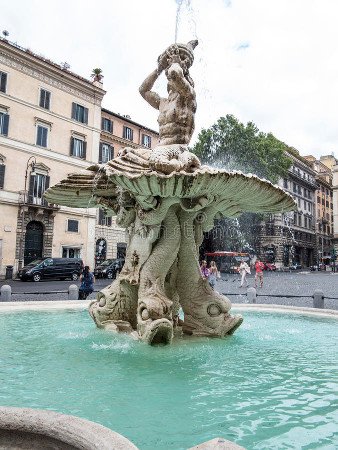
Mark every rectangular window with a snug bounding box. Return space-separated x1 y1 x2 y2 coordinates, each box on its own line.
101 118 113 133
99 142 113 163
293 183 297 193
98 208 112 226
0 112 9 136
67 219 79 232
0 164 5 189
71 102 88 124
39 89 51 110
0 72 7 93
283 179 288 189
70 137 87 159
142 134 152 148
123 126 133 141
29 173 50 205
298 215 302 226
36 125 48 147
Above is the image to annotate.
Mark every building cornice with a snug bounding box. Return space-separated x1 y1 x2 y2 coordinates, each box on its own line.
0 91 101 133
0 40 106 106
101 107 159 136
0 136 94 168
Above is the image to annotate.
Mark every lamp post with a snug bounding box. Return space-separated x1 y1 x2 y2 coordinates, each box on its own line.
18 156 37 271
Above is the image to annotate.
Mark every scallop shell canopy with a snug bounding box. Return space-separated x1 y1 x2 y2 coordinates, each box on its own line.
44 164 296 216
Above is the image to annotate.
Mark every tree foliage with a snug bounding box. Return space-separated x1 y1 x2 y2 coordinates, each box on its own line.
193 115 292 255
193 114 291 183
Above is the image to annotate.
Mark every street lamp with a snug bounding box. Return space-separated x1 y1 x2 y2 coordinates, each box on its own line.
18 156 37 270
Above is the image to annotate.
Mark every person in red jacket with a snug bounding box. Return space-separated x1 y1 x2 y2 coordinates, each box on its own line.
254 259 265 288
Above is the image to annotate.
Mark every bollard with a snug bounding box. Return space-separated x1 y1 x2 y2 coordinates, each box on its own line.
68 284 79 300
0 285 12 302
247 287 257 304
313 289 324 309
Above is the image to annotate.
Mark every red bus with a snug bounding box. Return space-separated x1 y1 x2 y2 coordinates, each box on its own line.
205 251 250 273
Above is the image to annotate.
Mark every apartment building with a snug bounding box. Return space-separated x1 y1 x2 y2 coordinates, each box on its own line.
94 108 159 265
304 155 335 266
258 148 317 267
0 38 105 275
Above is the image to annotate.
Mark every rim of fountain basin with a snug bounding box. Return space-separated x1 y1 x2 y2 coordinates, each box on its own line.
0 406 138 450
0 300 337 320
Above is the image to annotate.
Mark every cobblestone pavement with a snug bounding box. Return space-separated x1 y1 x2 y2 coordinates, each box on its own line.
218 270 338 310
1 272 338 310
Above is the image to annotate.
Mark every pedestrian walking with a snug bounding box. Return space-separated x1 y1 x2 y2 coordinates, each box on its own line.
254 259 265 288
239 260 250 287
78 266 95 300
200 260 210 281
208 260 221 289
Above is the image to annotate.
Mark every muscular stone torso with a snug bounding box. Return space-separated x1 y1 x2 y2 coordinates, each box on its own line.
158 92 196 146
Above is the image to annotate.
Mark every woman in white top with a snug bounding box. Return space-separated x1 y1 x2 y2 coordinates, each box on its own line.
239 261 250 287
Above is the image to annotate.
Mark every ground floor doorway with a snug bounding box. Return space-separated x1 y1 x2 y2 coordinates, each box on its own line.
24 221 44 265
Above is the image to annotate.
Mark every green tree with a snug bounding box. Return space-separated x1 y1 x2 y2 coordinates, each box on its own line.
193 115 292 255
193 114 291 183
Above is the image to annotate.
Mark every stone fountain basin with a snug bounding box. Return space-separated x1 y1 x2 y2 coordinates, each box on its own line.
0 301 336 450
0 406 137 449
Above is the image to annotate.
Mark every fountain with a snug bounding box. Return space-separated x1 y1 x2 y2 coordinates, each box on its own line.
45 41 295 345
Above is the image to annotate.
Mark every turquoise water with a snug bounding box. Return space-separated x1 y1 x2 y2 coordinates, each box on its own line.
0 309 337 450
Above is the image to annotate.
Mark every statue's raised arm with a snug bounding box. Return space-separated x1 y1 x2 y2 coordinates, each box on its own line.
139 67 163 110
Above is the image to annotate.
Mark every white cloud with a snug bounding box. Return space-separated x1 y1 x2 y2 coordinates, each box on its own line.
1 0 338 158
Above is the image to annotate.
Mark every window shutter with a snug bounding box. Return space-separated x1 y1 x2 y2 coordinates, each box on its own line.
98 208 104 225
130 129 134 141
0 73 7 93
42 127 48 147
0 164 5 189
43 175 50 206
107 216 112 226
101 117 105 130
71 102 76 119
70 137 75 156
39 90 45 108
2 114 9 136
82 141 87 159
84 107 88 124
98 142 103 163
45 91 51 110
28 175 35 203
109 120 112 133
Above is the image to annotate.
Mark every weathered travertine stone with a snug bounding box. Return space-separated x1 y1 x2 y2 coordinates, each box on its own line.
45 41 296 345
0 407 138 449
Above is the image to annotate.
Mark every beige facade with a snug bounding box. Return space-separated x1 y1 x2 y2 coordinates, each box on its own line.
0 38 105 276
304 155 335 264
94 109 159 264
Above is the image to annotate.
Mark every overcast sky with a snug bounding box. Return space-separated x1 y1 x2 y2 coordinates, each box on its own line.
1 0 338 158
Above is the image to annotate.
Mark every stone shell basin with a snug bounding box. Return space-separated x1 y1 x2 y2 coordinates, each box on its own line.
45 165 296 215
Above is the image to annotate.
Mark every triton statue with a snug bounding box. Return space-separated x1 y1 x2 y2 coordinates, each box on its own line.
45 41 295 345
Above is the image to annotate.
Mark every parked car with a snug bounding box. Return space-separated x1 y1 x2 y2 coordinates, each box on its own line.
289 263 302 270
94 258 125 279
263 262 277 271
18 258 84 282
